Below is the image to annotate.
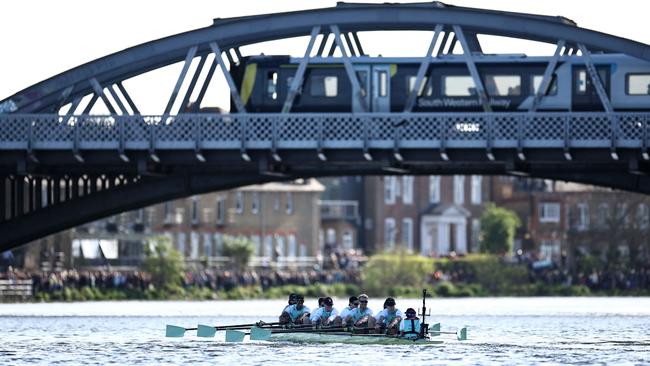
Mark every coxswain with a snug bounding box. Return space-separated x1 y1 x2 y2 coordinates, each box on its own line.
344 294 375 328
279 294 311 325
307 297 338 325
330 296 358 325
399 308 421 339
374 297 403 335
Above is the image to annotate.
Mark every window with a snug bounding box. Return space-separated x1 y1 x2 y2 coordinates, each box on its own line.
164 202 173 224
454 175 465 205
471 218 481 252
378 71 387 97
484 75 521 96
532 75 558 95
286 192 293 214
203 233 213 257
311 75 338 97
191 197 200 225
216 197 226 225
235 192 244 215
443 75 476 96
471 175 482 205
627 74 650 95
342 231 354 249
539 202 561 223
402 218 413 252
252 235 261 256
576 70 587 94
576 203 589 231
384 176 397 205
273 193 280 211
384 217 396 250
429 176 440 203
174 207 184 225
638 203 649 229
267 71 278 100
326 228 337 245
190 232 200 259
539 239 561 259
402 176 413 204
288 235 297 257
597 203 609 226
135 209 144 224
251 192 259 215
407 76 432 96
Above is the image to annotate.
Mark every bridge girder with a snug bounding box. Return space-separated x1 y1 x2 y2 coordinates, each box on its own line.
4 2 650 113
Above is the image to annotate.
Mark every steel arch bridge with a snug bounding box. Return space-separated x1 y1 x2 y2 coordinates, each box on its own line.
1 2 650 250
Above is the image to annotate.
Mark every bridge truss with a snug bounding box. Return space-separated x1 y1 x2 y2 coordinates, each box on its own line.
2 2 650 249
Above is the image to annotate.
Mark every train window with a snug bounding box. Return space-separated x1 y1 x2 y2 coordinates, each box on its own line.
311 75 338 97
576 70 587 94
484 75 521 96
443 76 476 97
407 76 433 96
267 72 278 100
532 75 558 95
378 71 388 97
626 74 650 95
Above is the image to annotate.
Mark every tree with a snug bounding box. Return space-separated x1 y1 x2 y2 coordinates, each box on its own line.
140 236 185 291
480 204 521 255
223 236 255 269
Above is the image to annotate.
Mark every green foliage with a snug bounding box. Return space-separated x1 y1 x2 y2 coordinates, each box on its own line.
140 236 185 291
222 237 255 269
479 204 521 254
361 249 434 296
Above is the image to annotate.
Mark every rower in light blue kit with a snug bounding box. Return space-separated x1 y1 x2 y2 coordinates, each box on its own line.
306 297 338 325
280 294 311 325
399 308 421 339
375 297 404 334
344 294 376 328
330 296 358 325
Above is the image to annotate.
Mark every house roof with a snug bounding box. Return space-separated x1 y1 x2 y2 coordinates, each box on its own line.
420 203 471 217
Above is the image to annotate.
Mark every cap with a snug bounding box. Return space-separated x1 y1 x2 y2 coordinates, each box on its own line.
405 308 416 317
324 297 333 306
384 297 396 306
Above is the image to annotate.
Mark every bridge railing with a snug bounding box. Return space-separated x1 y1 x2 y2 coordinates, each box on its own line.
0 112 647 151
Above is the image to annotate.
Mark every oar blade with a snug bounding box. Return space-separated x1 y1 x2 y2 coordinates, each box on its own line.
197 324 217 338
430 322 441 337
457 327 468 341
249 326 273 341
225 330 246 343
166 325 187 337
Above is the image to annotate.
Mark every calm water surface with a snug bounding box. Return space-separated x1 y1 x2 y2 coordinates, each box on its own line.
1 297 649 365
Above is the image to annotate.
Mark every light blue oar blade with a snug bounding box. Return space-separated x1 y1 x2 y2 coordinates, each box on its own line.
225 330 246 343
197 324 217 338
166 325 186 337
430 322 441 337
457 327 467 341
249 326 272 341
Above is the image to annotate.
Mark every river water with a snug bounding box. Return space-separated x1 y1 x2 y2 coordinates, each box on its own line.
0 297 649 365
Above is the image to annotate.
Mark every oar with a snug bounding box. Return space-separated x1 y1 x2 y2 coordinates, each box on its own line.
166 325 197 337
224 326 358 342
429 324 468 341
196 321 282 338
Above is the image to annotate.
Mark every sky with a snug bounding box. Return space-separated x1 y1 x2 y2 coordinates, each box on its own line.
1 0 648 113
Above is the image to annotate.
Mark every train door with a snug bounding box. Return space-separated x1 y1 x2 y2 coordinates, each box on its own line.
572 65 611 111
372 65 391 112
353 65 370 113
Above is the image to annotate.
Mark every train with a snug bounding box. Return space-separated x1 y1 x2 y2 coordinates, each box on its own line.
228 54 650 113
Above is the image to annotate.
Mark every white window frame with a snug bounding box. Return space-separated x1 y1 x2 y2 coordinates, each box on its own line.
429 176 440 203
384 177 396 205
597 203 610 226
216 196 226 225
638 203 649 229
251 192 260 215
402 176 414 204
191 197 199 225
286 192 294 215
235 192 244 215
402 218 413 252
576 203 589 231
471 175 482 205
454 175 465 205
539 202 561 223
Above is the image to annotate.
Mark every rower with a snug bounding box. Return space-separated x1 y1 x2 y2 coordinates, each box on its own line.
279 294 311 325
399 308 421 340
330 296 358 325
345 294 375 328
279 293 298 324
307 297 338 325
374 297 403 335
